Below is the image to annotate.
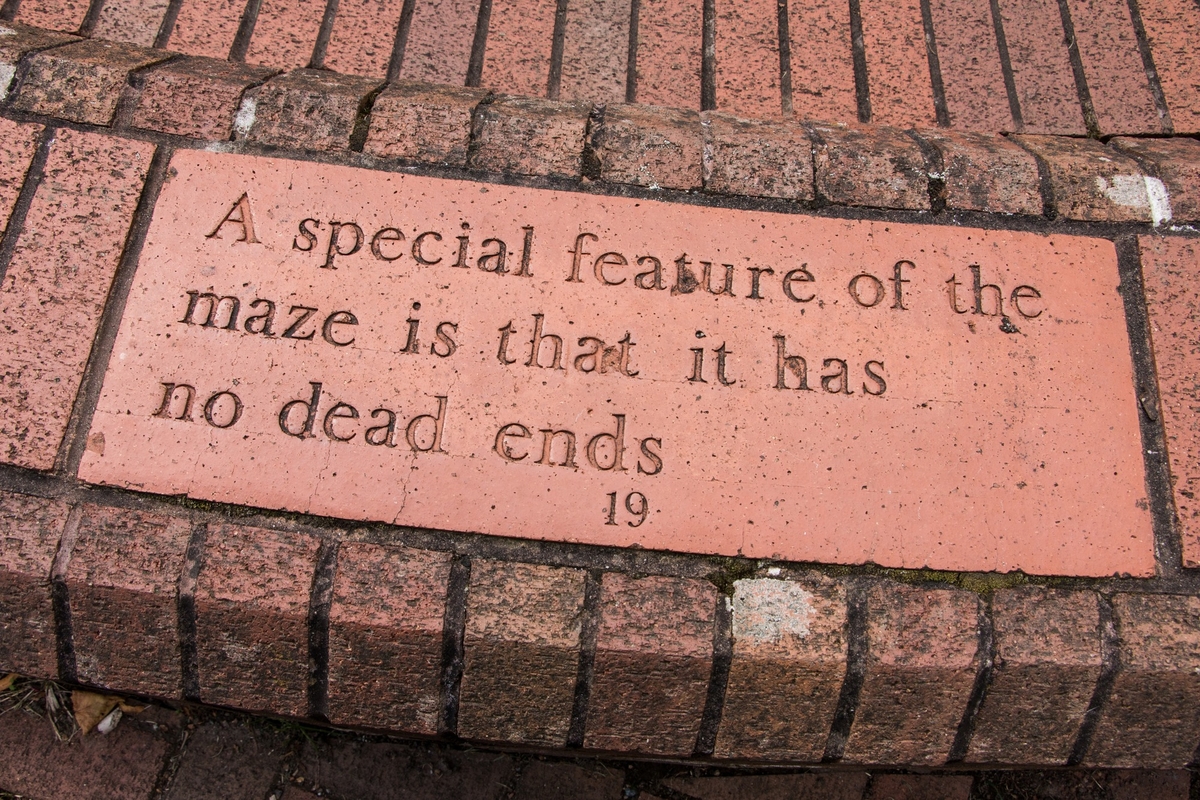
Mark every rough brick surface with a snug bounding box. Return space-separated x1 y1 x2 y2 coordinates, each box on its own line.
458 560 585 745
702 112 813 200
635 0 702 109
843 583 981 765
194 523 321 716
479 0 556 97
67 505 192 697
584 574 716 756
810 122 929 209
133 57 276 140
0 129 152 471
244 69 382 152
1112 137 1200 223
14 0 88 34
162 719 290 799
0 22 79 99
244 0 326 69
93 0 169 47
1086 594 1200 767
364 83 488 166
967 587 1101 764
1141 236 1200 567
397 0 478 85
917 129 1042 214
327 542 451 733
929 0 1012 131
166 0 245 59
1065 0 1161 134
1136 0 1200 133
858 0 937 127
323 0 406 78
788 0 857 122
560 0 631 104
865 774 973 800
996 0 1086 134
1014 135 1155 221
591 104 702 189
713 0 782 118
714 577 846 761
13 38 171 125
511 761 624 800
469 97 591 178
663 773 871 799
0 118 42 234
0 491 70 676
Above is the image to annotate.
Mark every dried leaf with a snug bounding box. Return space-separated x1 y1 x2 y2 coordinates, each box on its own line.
0 673 17 692
117 701 147 714
72 690 120 735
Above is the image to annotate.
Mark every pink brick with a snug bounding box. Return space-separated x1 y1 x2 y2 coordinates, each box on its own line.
1112 137 1200 222
1137 0 1200 133
635 0 701 109
132 57 278 141
14 0 86 33
0 129 152 471
166 0 246 59
245 0 325 69
0 491 70 677
323 0 405 77
714 0 782 117
1066 0 1161 134
929 0 1013 131
560 0 631 103
858 0 937 127
479 0 556 97
0 119 42 237
997 0 1086 133
93 0 169 47
788 0 856 122
397 0 479 85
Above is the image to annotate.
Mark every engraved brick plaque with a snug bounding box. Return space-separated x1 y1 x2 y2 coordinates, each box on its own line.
80 150 1153 576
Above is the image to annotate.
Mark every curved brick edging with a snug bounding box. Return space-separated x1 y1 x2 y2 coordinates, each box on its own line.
0 19 1198 771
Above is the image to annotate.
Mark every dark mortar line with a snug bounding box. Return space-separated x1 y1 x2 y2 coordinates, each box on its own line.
437 553 471 737
700 0 715 110
776 0 792 115
0 0 19 21
625 0 639 103
178 521 207 702
822 581 867 761
49 503 83 683
153 0 185 50
0 123 52 288
1068 593 1118 765
919 0 950 127
1115 235 1182 578
581 102 604 180
57 145 173 478
307 538 339 721
78 0 106 37
1123 0 1171 134
348 82 384 153
988 0 1023 131
465 0 492 88
385 0 417 83
463 92 495 169
566 568 602 748
308 0 340 69
1054 0 1099 137
847 0 871 124
228 0 263 63
693 592 732 756
146 723 194 800
1007 135 1058 219
546 0 569 99
907 128 947 215
947 595 996 762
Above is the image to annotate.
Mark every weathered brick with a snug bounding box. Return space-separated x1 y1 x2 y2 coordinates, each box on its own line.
0 491 70 676
458 560 585 745
1013 134 1155 221
859 0 937 127
928 0 1012 131
133 57 277 140
584 573 716 756
0 21 78 100
1066 0 1161 134
469 96 591 178
702 111 813 199
843 582 981 765
0 118 42 234
1140 236 1200 566
714 0 782 118
967 587 1101 764
788 0 857 122
1136 0 1200 133
917 129 1042 214
13 39 171 125
194 523 321 716
664 773 871 800
560 0 631 104
323 0 405 77
996 0 1087 134
1112 137 1200 223
591 104 702 190
810 122 929 210
14 0 87 34
93 0 169 47
65 505 191 697
166 0 245 59
714 577 846 761
397 0 479 85
0 129 153 471
635 0 702 109
243 69 383 152
865 774 974 800
364 82 488 166
163 719 290 800
511 761 624 800
1086 593 1200 766
479 0 556 97
244 0 325 70
327 542 451 733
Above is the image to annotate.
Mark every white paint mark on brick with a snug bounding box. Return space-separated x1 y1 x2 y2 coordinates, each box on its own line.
0 63 16 102
732 578 814 643
1096 174 1151 212
1145 177 1173 227
0 26 16 36
233 95 257 139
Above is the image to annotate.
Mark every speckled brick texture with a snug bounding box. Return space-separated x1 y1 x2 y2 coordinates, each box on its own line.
590 104 702 189
327 542 451 733
244 0 326 70
0 491 70 677
928 0 1012 131
635 0 702 109
133 57 277 140
1014 135 1154 221
1065 0 1161 134
1136 0 1200 133
194 523 321 716
714 0 781 118
584 573 716 756
843 582 982 765
396 0 479 85
810 122 929 209
66 505 192 697
166 0 245 59
479 0 556 97
967 587 1101 764
0 128 152 471
1113 137 1200 223
1086 594 1200 767
469 96 591 178
788 0 857 122
322 0 406 78
458 560 585 745
364 83 488 166
243 69 382 152
702 112 813 200
714 577 846 761
917 129 1042 214
0 23 78 98
996 0 1087 134
559 0 631 104
93 0 169 47
13 38 171 125
857 0 937 128
14 0 88 34
0 118 42 234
